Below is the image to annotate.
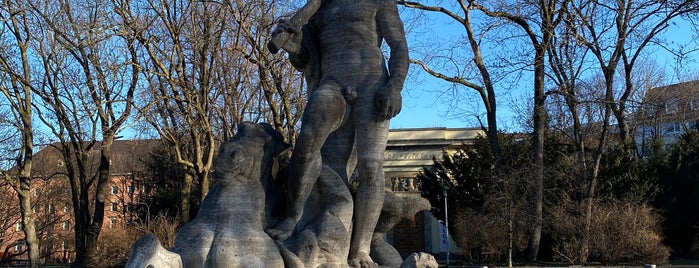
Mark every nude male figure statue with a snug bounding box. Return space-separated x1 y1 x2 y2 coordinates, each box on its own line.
266 0 408 267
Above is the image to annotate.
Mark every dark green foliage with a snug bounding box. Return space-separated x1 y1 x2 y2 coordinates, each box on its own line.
418 135 532 263
141 145 187 220
597 145 660 202
654 131 699 257
418 137 495 222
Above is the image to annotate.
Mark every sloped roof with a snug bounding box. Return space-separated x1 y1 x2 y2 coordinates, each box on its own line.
28 139 163 179
643 80 699 104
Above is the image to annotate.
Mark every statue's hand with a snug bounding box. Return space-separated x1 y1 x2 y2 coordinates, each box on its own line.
272 19 301 35
270 19 303 54
375 81 402 120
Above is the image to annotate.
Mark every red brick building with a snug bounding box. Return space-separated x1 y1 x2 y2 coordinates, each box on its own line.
0 139 160 264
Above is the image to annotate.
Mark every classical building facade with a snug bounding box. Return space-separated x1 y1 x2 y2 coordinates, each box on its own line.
383 127 484 256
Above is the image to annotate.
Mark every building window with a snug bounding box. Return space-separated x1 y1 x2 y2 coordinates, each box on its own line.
64 204 71 213
665 122 682 134
32 206 38 213
127 186 134 195
111 185 119 195
109 217 118 228
62 222 70 230
666 98 679 114
110 202 118 212
15 222 22 231
690 98 699 111
47 204 54 213
61 241 67 251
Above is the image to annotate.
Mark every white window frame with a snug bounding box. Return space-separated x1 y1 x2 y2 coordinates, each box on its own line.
109 217 117 228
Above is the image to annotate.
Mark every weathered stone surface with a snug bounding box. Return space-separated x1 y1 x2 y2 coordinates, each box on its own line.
125 121 432 268
126 122 289 268
399 252 439 268
266 0 409 267
371 192 431 267
275 165 354 268
126 234 182 268
173 122 288 268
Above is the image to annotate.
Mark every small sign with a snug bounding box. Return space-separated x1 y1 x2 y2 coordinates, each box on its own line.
439 221 450 252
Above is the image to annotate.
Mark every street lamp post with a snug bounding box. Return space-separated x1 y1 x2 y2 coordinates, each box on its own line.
444 188 450 267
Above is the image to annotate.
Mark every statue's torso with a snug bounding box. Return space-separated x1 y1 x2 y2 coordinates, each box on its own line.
313 0 387 86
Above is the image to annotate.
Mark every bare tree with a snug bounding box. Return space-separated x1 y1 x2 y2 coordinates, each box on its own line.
397 1 521 264
0 1 41 266
568 0 699 155
122 0 226 222
555 0 699 262
460 0 569 260
23 0 139 265
222 0 305 144
116 0 302 223
399 0 567 260
398 1 503 166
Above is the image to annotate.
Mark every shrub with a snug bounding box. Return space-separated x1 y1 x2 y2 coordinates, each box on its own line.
87 214 180 267
88 226 141 268
550 198 669 264
449 208 527 264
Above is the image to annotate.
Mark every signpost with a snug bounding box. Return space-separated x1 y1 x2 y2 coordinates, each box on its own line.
442 189 450 266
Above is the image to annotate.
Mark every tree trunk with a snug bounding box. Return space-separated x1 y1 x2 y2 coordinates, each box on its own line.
526 32 548 260
199 170 210 202
18 177 40 268
578 69 614 263
18 98 40 268
85 135 115 263
72 187 91 268
181 169 195 223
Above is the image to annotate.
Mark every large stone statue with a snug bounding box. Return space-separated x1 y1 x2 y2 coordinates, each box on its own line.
125 0 422 266
125 122 433 268
265 0 409 267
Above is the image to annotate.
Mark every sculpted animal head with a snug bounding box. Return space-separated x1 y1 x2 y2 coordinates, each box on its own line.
213 122 291 182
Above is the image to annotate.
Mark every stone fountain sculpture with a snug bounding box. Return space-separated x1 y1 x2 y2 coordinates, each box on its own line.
126 0 434 267
125 122 431 267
